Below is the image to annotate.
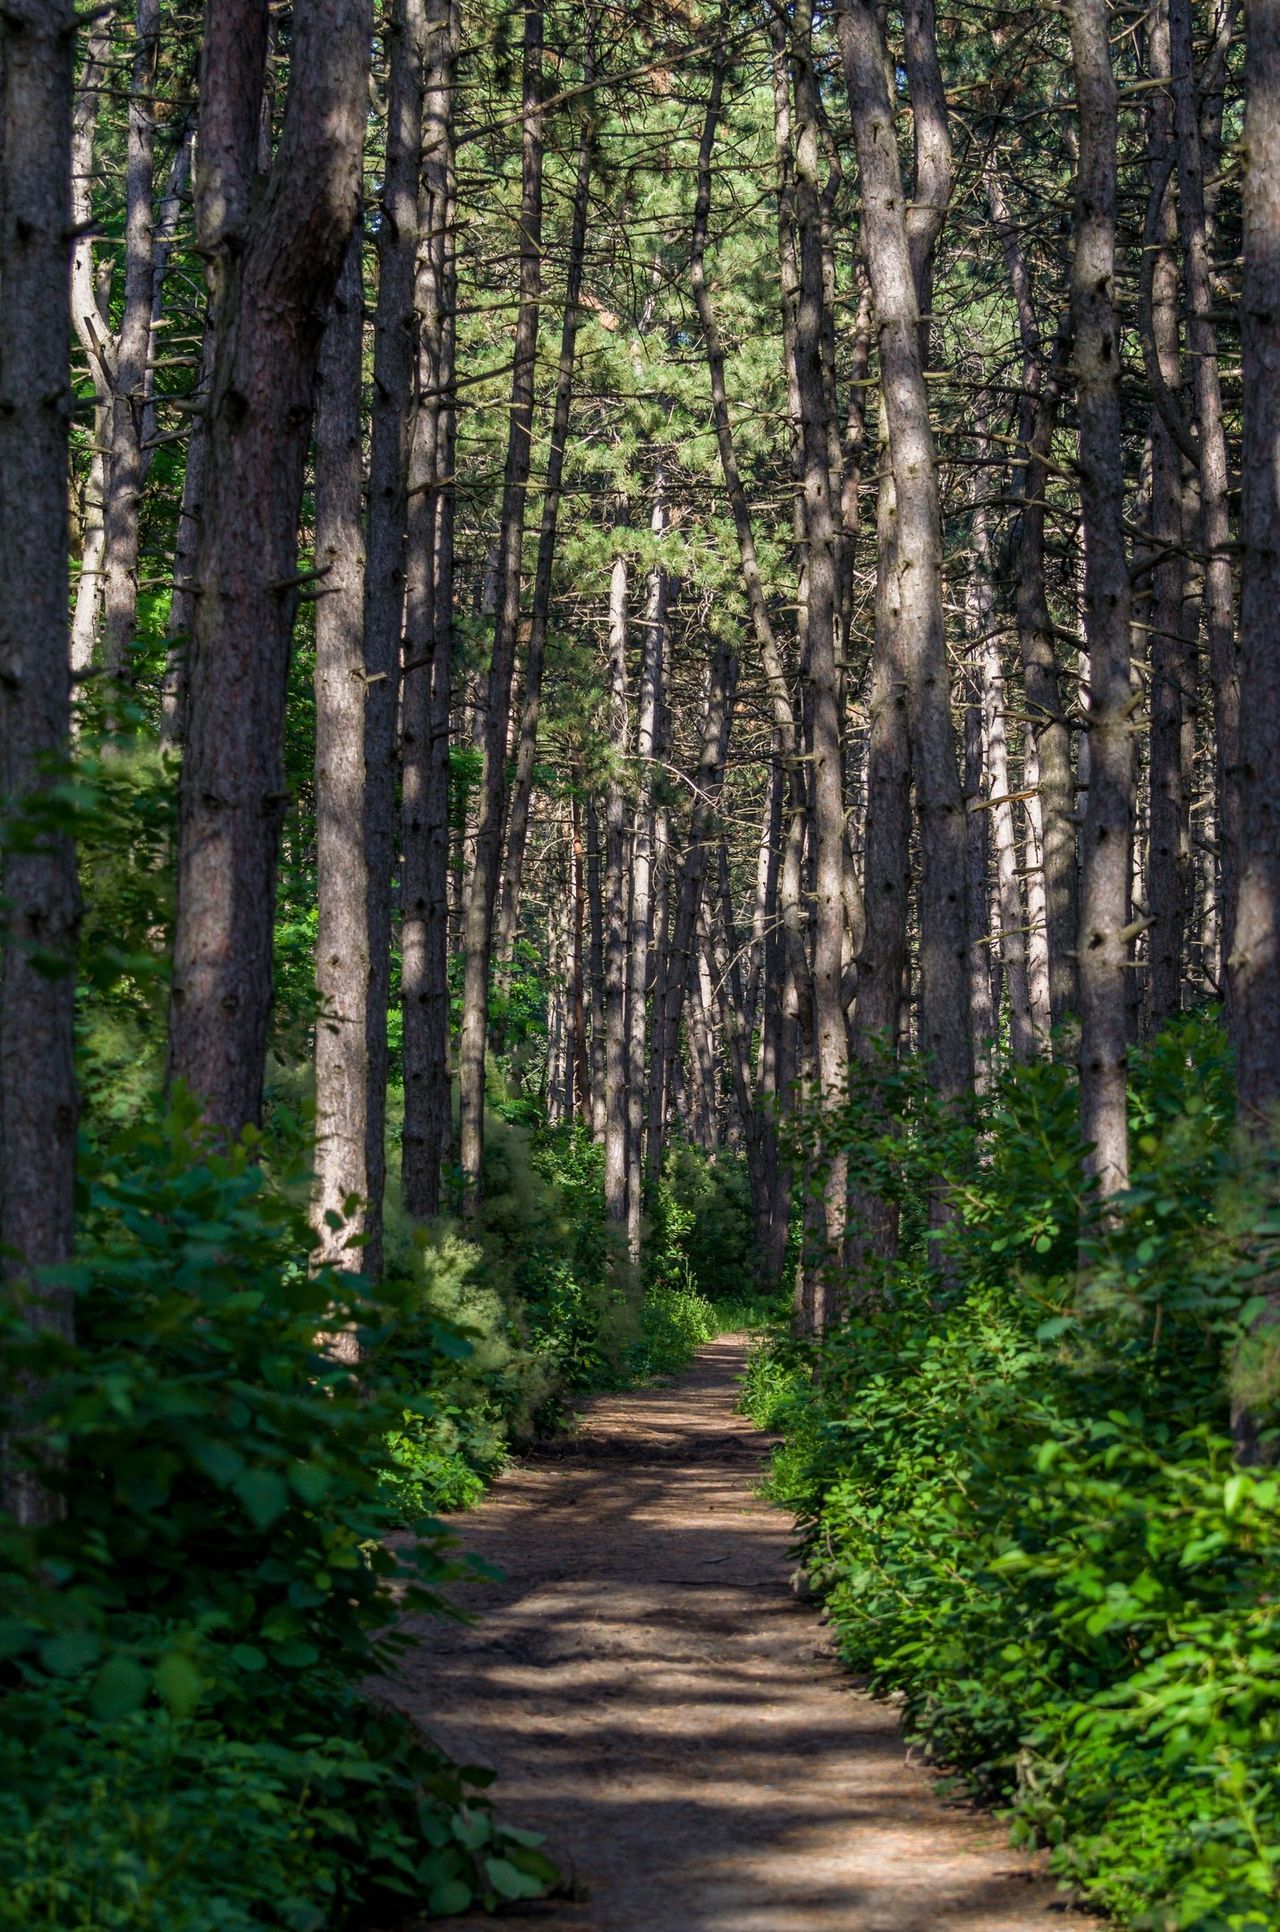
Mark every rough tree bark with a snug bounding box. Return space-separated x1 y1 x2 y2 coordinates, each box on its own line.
167 0 372 1133
987 167 1078 1038
312 237 368 1309
0 0 81 1522
792 0 850 1286
495 21 595 987
458 0 543 1203
402 0 458 1223
1064 0 1134 1206
1144 0 1190 1028
625 482 669 1262
100 0 161 683
603 552 630 1240
839 0 972 1105
352 0 429 1263
1231 0 1280 1124
1169 0 1240 991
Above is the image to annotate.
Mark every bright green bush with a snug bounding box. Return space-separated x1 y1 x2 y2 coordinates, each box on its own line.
0 1100 556 1928
655 1141 758 1301
745 1018 1280 1931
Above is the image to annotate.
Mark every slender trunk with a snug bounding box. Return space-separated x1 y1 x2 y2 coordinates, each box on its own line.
648 638 736 1179
625 487 668 1261
988 165 1078 1036
793 0 849 1290
458 0 543 1202
1065 0 1133 1206
963 614 994 1089
0 0 81 1522
848 452 911 1269
571 794 589 1123
1145 0 1190 1027
402 0 458 1223
839 0 971 1113
158 328 211 747
362 0 429 1263
1169 0 1240 990
69 17 113 676
586 798 607 1141
168 0 372 1132
603 553 630 1237
1231 0 1280 1125
970 435 1034 1061
495 21 595 987
312 237 368 1319
100 0 160 683
690 36 808 1024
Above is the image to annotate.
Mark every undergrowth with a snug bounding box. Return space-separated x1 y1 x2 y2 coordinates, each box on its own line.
742 1016 1280 1932
0 1101 557 1930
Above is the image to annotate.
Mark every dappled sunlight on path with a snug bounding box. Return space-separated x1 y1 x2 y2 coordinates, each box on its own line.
389 1338 1101 1932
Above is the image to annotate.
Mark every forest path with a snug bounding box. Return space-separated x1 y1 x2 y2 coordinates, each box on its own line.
390 1337 1100 1932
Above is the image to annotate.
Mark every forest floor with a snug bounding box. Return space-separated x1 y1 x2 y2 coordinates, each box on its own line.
388 1337 1103 1932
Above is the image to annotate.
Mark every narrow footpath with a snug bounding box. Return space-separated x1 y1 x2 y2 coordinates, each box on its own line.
391 1338 1101 1932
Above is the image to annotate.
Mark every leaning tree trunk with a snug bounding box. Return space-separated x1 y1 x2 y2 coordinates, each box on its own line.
0 0 81 1523
458 0 543 1204
168 0 372 1133
1064 0 1133 1207
312 236 368 1308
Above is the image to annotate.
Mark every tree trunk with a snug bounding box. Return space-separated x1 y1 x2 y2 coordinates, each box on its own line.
494 21 595 988
168 0 372 1133
792 0 849 1286
625 485 668 1261
1231 0 1280 1126
1144 0 1190 1028
603 553 630 1239
312 236 368 1321
69 15 113 676
988 165 1078 1038
458 0 543 1203
1169 0 1240 993
358 0 429 1263
100 0 160 684
402 0 458 1224
0 0 81 1522
586 797 607 1141
839 0 972 1111
648 638 736 1180
1065 0 1133 1206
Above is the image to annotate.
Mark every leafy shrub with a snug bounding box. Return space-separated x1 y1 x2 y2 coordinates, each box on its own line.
655 1141 757 1301
746 1018 1280 1931
0 1099 556 1928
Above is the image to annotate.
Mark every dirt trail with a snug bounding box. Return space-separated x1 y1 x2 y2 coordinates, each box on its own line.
391 1337 1100 1932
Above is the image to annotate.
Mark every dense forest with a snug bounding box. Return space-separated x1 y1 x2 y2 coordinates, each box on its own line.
2 0 1280 1925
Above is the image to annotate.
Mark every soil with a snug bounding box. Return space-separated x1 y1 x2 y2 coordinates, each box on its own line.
389 1335 1102 1932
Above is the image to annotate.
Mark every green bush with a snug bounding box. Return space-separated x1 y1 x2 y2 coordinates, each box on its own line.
0 1099 556 1928
656 1141 757 1301
745 1018 1280 1931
